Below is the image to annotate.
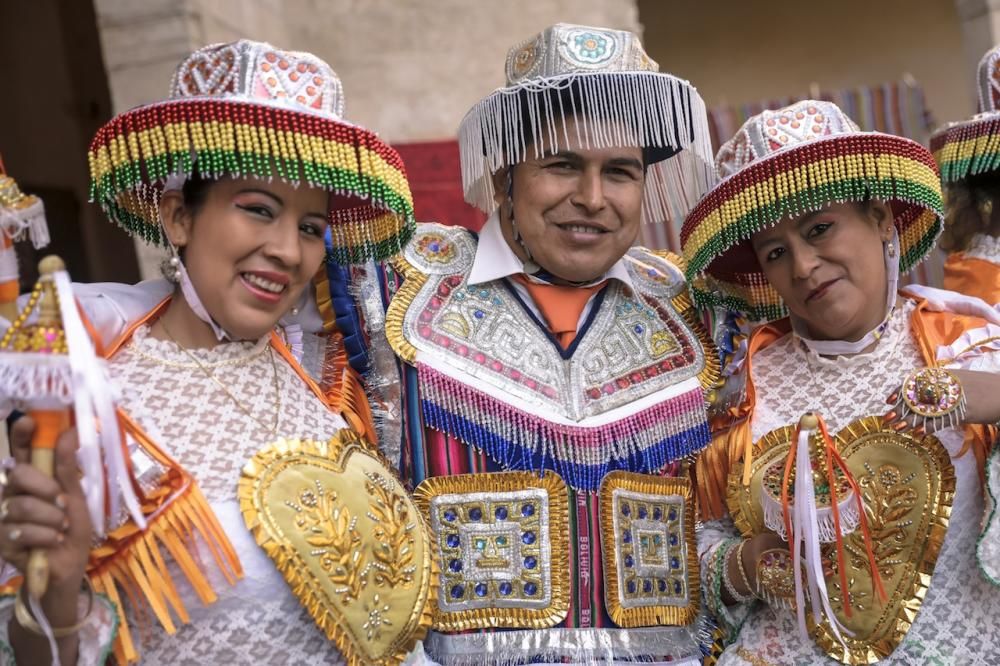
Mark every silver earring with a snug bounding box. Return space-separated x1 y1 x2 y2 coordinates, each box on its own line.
886 242 896 258
290 306 300 316
161 255 182 283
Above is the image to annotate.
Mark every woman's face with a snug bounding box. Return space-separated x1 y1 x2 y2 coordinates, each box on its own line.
161 177 329 340
750 201 895 342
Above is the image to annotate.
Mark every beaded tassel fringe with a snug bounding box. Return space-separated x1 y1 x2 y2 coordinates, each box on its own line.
417 363 710 493
88 99 415 264
459 72 715 229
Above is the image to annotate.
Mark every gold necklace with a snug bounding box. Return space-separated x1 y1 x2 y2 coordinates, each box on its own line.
128 338 269 370
159 321 282 437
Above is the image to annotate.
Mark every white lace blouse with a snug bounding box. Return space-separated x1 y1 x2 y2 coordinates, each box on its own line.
700 300 1000 665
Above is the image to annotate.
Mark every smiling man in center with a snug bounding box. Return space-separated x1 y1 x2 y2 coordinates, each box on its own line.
357 23 720 665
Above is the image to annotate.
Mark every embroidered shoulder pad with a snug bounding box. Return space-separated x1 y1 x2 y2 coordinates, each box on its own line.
625 247 687 299
401 223 476 276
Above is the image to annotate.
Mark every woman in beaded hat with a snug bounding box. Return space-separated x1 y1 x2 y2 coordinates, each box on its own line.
932 43 1000 303
0 40 437 664
680 100 1000 664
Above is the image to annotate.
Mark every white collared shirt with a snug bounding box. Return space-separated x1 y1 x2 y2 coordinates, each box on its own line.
467 211 636 330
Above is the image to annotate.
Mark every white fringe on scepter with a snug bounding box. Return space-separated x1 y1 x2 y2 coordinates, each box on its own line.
53 271 145 535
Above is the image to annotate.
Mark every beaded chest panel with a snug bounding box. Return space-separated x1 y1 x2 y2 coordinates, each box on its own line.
599 472 699 627
414 471 570 631
388 224 713 492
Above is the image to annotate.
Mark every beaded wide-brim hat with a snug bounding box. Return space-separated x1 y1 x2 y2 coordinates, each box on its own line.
680 100 943 322
458 23 714 232
88 40 414 265
931 44 1000 184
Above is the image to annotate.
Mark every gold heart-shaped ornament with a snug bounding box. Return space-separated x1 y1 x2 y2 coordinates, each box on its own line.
240 430 438 665
727 416 956 665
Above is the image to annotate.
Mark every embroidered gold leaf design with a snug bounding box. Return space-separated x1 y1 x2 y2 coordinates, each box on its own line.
365 471 417 589
287 480 369 603
846 463 917 579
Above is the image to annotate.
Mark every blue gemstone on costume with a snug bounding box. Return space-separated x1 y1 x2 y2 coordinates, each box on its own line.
654 534 662 546
499 582 513 596
479 290 489 298
621 503 631 517
522 531 536 545
671 557 679 569
521 503 535 517
674 580 682 594
474 310 484 319
643 579 653 593
624 554 634 568
469 507 483 521
634 324 644 334
451 584 464 599
653 507 662 520
475 583 488 597
626 580 636 593
444 509 457 522
658 579 667 592
524 582 538 596
449 559 463 572
446 534 460 548
638 505 648 519
429 242 440 252
524 556 537 569
492 297 502 306
668 508 677 521
669 534 678 546
622 530 631 543
495 506 509 520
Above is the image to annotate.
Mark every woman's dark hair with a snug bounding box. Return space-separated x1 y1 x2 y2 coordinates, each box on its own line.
180 172 215 216
940 171 1000 253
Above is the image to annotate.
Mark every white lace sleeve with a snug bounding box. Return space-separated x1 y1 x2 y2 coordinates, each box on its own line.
699 517 755 636
935 325 1000 587
982 446 1000 587
0 592 118 665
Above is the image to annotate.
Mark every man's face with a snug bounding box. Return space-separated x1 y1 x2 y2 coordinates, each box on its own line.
494 118 645 283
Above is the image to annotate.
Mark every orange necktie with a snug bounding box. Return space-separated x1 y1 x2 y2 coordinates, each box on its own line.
513 275 606 348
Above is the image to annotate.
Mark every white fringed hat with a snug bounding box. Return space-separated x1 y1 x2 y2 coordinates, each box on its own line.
458 23 715 230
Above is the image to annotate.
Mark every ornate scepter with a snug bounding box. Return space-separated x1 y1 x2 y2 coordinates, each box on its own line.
0 157 50 323
0 257 144 594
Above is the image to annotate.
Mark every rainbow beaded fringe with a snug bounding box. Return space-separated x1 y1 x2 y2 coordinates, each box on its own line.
87 40 416 265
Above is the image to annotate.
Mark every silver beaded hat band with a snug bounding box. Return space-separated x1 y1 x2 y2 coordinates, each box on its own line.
458 23 715 231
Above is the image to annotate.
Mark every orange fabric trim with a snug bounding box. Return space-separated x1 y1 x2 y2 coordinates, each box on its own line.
85 410 243 662
696 321 788 520
942 253 1000 305
270 327 377 444
0 280 18 302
